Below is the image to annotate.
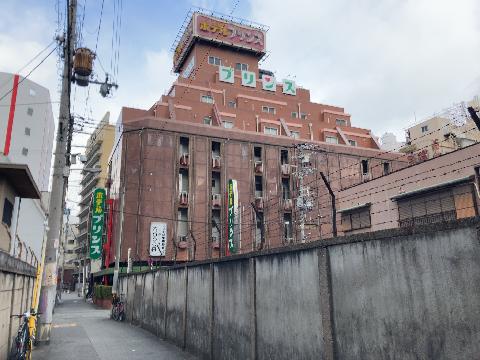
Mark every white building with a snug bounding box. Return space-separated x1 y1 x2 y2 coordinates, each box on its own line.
0 72 55 263
380 132 405 152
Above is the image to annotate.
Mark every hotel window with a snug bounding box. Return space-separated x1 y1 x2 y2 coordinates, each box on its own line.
361 159 369 175
291 131 300 139
291 112 298 118
227 101 236 108
201 95 214 104
203 116 212 125
2 198 13 227
27 107 34 116
348 139 357 146
264 126 278 135
208 56 221 66
262 106 276 114
326 136 338 144
223 121 234 129
421 125 429 133
22 147 29 156
235 63 248 71
300 113 307 120
336 118 347 126
25 127 31 136
383 162 390 175
341 206 371 232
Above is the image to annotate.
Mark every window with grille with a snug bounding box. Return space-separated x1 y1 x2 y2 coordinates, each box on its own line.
336 118 347 126
201 95 214 104
235 63 248 71
208 56 221 66
264 126 278 135
326 136 338 144
397 188 466 227
262 106 276 114
341 206 371 232
2 199 13 227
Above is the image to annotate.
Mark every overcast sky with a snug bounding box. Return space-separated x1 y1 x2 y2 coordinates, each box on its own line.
1 0 479 213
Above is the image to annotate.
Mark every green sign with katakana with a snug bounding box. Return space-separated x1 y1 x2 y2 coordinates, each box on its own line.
89 188 106 260
262 75 276 92
283 79 296 95
241 70 256 88
219 65 234 84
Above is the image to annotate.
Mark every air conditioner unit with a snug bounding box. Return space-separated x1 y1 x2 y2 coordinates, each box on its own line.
281 164 291 176
283 198 293 211
180 153 189 166
179 191 189 205
362 173 371 182
255 197 264 210
254 161 263 174
212 194 222 207
177 236 188 249
211 236 220 249
212 156 221 169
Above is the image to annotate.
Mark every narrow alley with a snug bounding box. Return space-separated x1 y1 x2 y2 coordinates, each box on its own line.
33 293 197 360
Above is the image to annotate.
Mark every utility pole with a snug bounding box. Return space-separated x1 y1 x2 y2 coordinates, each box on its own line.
319 172 337 237
37 0 77 343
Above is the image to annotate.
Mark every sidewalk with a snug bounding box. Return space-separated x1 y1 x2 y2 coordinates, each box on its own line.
33 292 197 360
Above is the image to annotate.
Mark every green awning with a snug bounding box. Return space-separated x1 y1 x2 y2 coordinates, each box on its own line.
92 266 147 277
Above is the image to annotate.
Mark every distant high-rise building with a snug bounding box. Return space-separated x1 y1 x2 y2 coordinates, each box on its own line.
76 113 115 274
380 132 405 152
0 72 54 263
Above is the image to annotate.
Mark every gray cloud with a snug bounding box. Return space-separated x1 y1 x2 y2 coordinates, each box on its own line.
249 0 480 139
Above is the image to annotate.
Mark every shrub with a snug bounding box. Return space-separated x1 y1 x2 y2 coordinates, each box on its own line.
94 285 112 299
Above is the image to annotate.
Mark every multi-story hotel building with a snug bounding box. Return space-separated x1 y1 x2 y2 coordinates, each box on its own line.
105 11 408 267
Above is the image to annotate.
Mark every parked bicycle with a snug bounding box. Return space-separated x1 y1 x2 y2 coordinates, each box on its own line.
10 309 39 360
111 293 125 322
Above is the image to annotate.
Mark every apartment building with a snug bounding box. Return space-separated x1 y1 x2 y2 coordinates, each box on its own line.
76 113 114 273
337 142 480 235
0 72 54 262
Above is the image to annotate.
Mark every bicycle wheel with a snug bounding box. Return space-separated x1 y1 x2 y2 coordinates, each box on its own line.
12 325 28 360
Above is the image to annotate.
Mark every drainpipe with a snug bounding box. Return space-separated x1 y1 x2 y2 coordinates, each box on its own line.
308 123 313 141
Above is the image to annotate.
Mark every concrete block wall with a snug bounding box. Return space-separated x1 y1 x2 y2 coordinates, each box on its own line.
118 218 480 359
0 251 36 360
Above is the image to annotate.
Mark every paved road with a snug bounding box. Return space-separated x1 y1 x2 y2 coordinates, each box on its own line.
33 292 197 360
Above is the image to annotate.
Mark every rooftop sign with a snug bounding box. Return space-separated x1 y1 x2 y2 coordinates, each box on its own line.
173 13 267 72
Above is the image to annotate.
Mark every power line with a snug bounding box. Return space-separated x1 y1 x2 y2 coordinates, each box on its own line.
0 45 58 103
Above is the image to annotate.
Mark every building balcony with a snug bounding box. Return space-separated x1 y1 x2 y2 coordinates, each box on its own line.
77 205 90 219
83 152 101 171
79 176 99 197
212 193 222 208
179 192 189 206
179 153 190 167
212 156 221 169
254 197 264 210
283 198 293 211
84 140 102 161
281 164 292 176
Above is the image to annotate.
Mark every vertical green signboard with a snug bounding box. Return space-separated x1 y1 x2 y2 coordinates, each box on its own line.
227 179 238 255
90 188 106 260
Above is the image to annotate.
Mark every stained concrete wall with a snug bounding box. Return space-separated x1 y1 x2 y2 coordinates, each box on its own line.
0 251 36 360
119 218 480 360
185 264 211 359
330 226 480 360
